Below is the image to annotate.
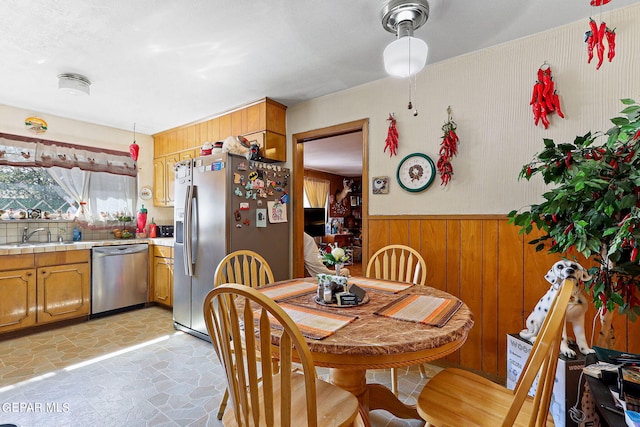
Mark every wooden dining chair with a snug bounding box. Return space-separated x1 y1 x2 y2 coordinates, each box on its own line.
214 250 275 419
203 283 360 427
416 278 576 427
214 250 275 289
365 244 427 395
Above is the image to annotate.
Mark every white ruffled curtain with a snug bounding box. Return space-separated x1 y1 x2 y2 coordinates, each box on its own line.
47 167 136 226
304 177 330 208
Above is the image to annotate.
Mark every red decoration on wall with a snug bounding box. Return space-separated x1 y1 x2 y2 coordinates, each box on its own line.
437 107 459 186
384 113 398 157
530 64 564 129
585 18 615 69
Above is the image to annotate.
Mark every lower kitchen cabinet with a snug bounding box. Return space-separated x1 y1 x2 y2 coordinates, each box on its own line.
0 261 37 333
152 246 173 307
36 262 91 324
0 250 91 334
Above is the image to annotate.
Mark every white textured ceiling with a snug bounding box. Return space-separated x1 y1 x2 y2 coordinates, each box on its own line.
0 0 636 137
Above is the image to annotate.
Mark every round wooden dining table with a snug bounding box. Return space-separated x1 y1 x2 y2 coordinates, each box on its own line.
263 276 475 426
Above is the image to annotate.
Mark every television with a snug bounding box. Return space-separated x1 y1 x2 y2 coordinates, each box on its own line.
304 208 326 237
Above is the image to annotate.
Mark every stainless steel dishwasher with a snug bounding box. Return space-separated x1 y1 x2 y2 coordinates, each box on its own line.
91 243 149 316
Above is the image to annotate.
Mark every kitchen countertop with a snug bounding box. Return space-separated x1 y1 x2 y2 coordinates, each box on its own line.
0 237 174 255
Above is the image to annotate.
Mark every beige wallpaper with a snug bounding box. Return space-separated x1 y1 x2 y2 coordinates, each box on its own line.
286 3 640 215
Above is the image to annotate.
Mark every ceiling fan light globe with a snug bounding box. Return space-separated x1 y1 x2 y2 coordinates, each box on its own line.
383 36 428 78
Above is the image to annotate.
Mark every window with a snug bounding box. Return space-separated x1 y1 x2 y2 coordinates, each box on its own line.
0 166 71 214
0 165 136 225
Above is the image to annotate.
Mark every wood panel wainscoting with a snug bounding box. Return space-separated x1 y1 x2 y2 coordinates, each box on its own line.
366 215 640 380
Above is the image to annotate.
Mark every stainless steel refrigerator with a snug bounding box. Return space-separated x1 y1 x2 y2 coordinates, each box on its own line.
173 153 290 340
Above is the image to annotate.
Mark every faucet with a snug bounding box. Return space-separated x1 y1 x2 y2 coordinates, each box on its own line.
22 227 50 243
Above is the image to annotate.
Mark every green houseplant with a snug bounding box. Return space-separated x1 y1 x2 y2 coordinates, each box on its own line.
508 99 640 332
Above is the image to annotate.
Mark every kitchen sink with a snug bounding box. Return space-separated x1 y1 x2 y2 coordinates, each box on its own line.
1 241 77 248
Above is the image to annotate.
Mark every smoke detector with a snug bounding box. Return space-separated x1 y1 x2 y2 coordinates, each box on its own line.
58 73 91 96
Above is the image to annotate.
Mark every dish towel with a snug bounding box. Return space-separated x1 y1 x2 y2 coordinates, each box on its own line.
258 280 317 302
375 294 462 327
352 277 414 293
263 303 357 340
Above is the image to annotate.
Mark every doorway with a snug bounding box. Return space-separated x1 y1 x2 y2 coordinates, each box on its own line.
291 119 369 278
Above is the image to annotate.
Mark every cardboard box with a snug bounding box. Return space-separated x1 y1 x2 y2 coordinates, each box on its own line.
507 334 587 427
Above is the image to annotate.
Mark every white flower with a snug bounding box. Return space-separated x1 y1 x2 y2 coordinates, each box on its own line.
331 247 346 261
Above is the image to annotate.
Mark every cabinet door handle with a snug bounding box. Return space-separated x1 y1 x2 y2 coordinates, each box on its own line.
26 272 32 277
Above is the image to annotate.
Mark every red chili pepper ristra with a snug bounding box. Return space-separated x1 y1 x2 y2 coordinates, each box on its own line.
631 246 638 263
552 92 565 118
606 28 616 62
596 21 606 70
384 114 398 157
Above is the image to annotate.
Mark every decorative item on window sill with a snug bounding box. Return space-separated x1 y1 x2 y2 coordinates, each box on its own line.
437 106 459 186
384 113 398 157
129 123 139 161
585 18 615 70
24 116 48 134
530 63 564 129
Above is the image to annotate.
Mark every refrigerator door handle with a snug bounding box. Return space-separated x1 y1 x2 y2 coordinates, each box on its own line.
183 184 195 277
191 186 198 268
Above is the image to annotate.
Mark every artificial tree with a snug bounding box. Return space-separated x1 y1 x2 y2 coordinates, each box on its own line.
508 99 640 345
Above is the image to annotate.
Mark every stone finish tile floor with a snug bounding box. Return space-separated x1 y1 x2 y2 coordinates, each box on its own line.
0 306 436 426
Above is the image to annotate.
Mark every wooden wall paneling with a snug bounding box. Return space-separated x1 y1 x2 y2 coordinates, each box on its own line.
459 219 483 370
445 219 461 364
481 220 500 375
496 221 525 378
367 220 389 260
419 219 447 291
388 219 409 246
408 220 422 256
219 114 231 140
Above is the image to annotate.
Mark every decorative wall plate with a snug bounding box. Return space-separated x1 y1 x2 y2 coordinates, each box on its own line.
139 187 152 200
25 116 48 134
396 153 436 192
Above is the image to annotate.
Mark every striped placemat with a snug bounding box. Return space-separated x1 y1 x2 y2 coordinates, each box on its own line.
375 294 462 327
258 280 317 302
351 277 414 293
264 303 357 340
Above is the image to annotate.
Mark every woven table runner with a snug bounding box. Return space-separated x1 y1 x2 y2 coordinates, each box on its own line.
352 277 414 293
264 303 357 340
258 280 317 302
375 294 462 327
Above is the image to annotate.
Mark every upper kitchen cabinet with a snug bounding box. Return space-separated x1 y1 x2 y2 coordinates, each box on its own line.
151 98 286 207
153 153 179 207
153 97 287 160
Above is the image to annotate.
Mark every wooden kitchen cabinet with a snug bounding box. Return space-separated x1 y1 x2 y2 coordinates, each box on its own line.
153 153 179 207
36 251 90 324
0 254 37 333
152 246 173 307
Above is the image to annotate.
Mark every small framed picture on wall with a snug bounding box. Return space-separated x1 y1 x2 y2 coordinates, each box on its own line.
372 176 389 194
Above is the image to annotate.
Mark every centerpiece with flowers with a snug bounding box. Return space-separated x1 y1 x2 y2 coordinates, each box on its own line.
322 244 350 276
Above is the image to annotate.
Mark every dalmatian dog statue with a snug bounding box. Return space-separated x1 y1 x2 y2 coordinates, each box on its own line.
519 260 594 358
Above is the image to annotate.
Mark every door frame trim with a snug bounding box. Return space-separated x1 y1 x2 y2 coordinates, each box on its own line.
291 119 369 278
